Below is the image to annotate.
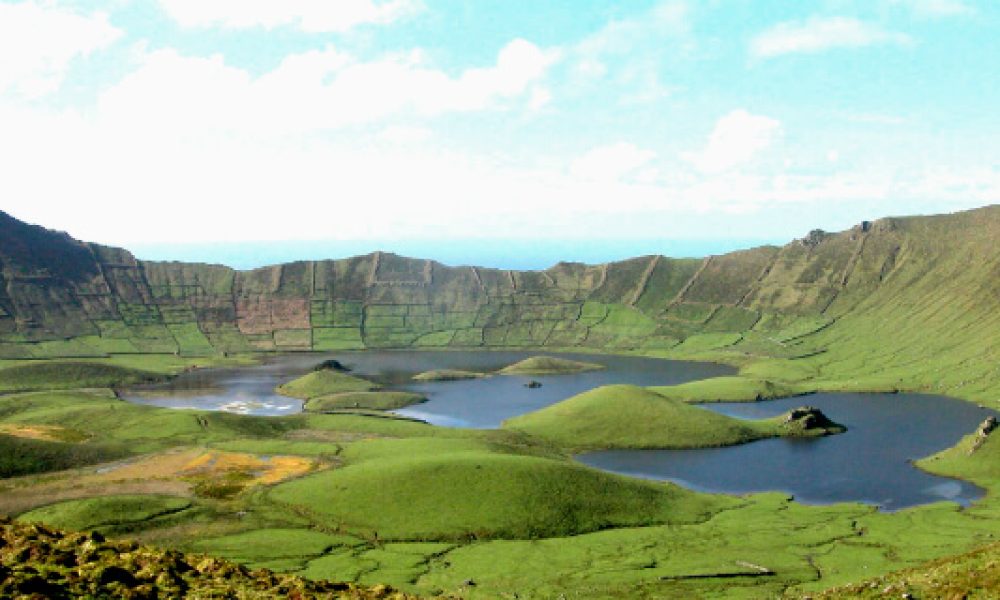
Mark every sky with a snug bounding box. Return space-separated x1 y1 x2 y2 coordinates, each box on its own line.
1 0 998 269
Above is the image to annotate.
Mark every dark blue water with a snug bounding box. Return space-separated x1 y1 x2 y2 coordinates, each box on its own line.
577 393 997 511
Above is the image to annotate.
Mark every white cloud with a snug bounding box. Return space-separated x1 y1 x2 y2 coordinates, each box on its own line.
750 17 912 59
683 109 782 173
2 94 997 246
570 142 657 182
888 0 975 17
97 40 557 134
157 0 423 32
377 125 433 144
0 1 121 98
568 1 690 103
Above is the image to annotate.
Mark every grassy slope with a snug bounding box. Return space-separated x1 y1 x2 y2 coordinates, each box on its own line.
811 541 1000 599
724 208 1000 406
0 362 166 392
649 376 805 403
18 495 194 534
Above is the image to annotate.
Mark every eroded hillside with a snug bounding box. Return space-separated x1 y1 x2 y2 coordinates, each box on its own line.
2 206 999 403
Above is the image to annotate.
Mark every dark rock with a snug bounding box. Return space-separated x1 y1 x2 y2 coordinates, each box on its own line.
15 574 61 596
800 229 829 247
314 359 350 372
783 406 846 435
977 416 997 437
97 565 138 587
463 579 477 586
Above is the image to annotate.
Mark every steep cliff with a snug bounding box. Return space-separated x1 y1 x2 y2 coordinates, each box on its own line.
2 205 999 403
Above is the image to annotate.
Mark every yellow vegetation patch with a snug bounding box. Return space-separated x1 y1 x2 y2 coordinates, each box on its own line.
178 451 314 485
0 424 88 443
0 448 318 515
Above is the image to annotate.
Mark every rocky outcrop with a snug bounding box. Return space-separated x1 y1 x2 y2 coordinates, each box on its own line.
968 416 997 454
781 407 846 436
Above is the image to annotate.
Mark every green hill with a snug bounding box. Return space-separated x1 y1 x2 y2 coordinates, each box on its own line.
498 355 605 375
503 384 843 450
276 371 380 400
267 437 733 541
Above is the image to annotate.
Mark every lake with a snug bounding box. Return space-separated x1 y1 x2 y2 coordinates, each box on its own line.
121 350 733 424
578 392 996 511
122 351 993 510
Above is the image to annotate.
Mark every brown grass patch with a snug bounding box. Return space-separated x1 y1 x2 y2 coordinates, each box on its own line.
178 451 314 486
0 448 317 515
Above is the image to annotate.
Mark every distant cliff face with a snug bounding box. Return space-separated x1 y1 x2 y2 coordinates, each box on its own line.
2 206 1000 402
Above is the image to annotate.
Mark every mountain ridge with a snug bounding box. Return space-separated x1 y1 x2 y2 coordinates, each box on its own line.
2 205 999 404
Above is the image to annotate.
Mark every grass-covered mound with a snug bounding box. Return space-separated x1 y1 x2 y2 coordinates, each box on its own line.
268 437 731 541
0 516 414 599
498 355 604 376
0 433 129 478
17 495 194 535
304 392 426 412
503 385 770 450
649 376 804 403
276 370 380 400
0 361 165 393
503 385 843 451
411 369 487 381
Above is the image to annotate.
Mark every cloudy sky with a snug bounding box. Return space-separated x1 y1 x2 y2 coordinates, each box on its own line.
1 0 998 268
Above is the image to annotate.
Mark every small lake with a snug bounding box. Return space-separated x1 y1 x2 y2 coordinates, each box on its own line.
122 352 994 510
578 393 997 511
122 350 733 424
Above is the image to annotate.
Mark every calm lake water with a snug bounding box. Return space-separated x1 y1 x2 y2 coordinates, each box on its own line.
122 351 993 510
122 351 733 424
578 393 997 511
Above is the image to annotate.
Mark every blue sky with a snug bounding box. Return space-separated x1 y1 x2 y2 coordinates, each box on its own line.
1 0 998 268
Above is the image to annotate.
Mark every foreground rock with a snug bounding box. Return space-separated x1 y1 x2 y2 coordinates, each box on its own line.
0 516 418 599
